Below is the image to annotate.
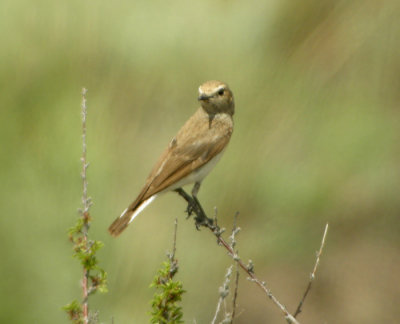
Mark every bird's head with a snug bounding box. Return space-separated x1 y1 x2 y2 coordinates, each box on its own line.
198 80 234 116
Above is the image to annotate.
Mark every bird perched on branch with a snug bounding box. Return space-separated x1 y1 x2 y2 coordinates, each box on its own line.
109 80 235 237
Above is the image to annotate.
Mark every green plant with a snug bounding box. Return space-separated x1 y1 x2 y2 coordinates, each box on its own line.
63 89 107 324
150 219 185 324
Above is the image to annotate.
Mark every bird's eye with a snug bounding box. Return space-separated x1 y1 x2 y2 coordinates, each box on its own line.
217 89 224 96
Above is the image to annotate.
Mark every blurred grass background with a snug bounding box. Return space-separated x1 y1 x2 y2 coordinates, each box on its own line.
1 0 400 322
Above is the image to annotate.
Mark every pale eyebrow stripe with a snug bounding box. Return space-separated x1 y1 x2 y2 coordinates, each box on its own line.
199 84 225 96
215 85 225 92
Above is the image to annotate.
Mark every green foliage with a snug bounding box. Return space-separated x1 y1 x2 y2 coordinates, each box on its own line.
68 221 108 294
63 92 107 323
63 300 83 324
150 259 185 324
64 199 107 322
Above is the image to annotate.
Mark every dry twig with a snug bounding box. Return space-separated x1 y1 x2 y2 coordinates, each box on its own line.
230 212 240 324
294 223 329 318
231 263 239 323
211 212 241 324
211 266 233 324
175 188 300 324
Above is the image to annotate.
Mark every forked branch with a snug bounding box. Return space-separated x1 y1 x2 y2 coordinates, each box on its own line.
176 188 329 324
175 188 301 324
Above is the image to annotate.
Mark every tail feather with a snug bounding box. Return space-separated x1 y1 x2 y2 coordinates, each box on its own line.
108 195 156 237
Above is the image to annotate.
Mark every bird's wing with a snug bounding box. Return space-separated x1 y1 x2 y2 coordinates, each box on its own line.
142 128 232 199
124 110 233 211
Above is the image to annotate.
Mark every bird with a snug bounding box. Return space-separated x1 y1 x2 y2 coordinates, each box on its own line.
108 80 235 237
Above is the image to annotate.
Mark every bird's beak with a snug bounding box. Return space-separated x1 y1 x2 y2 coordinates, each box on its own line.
198 93 210 101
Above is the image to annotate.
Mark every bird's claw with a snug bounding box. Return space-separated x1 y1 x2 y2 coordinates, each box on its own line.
185 200 196 218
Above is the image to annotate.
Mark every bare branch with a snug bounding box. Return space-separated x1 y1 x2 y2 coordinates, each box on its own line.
294 223 329 318
229 212 240 324
211 266 233 324
175 189 300 324
167 218 179 276
231 263 239 323
170 218 178 261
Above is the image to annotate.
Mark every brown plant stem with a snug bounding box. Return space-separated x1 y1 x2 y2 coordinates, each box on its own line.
80 88 90 324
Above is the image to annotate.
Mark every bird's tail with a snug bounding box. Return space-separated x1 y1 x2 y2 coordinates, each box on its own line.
108 195 156 237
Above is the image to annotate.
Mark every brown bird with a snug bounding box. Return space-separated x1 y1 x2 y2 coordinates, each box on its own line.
109 80 235 237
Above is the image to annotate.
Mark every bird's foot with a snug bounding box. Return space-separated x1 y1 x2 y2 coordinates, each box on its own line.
174 188 213 229
194 213 213 230
186 199 196 218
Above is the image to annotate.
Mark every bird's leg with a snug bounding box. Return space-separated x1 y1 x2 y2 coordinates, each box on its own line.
175 188 196 217
191 182 204 217
174 185 213 230
191 182 213 228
